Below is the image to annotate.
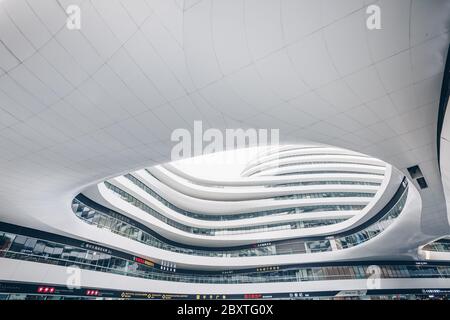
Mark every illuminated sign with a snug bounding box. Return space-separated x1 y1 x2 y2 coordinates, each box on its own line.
422 289 450 294
244 293 262 299
336 290 366 297
86 290 100 296
37 286 55 294
256 266 280 272
254 242 271 248
134 256 155 267
81 243 112 254
160 260 176 272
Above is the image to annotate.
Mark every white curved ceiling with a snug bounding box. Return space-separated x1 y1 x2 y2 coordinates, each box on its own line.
0 0 449 239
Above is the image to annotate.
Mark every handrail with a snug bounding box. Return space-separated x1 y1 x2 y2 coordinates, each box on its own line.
71 178 409 257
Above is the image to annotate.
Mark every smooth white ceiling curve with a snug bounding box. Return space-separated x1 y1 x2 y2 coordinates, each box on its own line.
0 0 448 239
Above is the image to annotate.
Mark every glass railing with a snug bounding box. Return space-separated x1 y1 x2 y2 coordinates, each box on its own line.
271 181 381 187
274 192 375 200
150 168 383 190
1 225 450 285
73 196 346 256
423 239 450 252
247 161 385 176
73 197 346 238
103 182 351 236
116 175 365 221
276 171 385 176
72 178 409 257
335 188 406 249
244 150 371 169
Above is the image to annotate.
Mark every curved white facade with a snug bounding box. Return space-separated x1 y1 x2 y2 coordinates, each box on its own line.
92 147 387 243
0 0 449 300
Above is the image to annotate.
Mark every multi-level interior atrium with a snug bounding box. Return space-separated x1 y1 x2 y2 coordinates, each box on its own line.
1 144 449 300
0 0 450 301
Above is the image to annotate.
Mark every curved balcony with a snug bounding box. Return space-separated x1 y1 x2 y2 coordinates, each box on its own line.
71 178 409 257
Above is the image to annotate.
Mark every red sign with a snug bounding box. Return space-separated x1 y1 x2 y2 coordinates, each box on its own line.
244 294 262 299
37 286 55 294
86 290 100 296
